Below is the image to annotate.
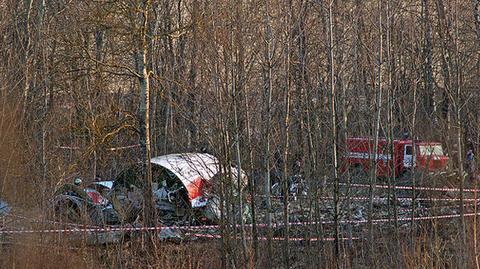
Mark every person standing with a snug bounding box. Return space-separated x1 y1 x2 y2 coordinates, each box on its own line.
466 149 476 180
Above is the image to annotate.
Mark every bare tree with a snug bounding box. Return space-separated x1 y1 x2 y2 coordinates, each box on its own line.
136 0 156 239
262 0 275 265
368 0 384 260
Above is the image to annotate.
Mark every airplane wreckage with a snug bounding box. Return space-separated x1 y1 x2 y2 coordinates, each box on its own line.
50 153 248 242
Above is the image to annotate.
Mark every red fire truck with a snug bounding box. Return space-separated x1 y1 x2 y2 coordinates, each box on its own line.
343 137 449 177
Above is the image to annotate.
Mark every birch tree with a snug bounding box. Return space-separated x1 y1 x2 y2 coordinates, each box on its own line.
136 0 156 234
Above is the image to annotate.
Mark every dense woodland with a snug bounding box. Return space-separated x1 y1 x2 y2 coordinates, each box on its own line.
1 0 480 268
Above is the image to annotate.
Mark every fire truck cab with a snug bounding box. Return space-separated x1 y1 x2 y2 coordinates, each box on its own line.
343 137 449 177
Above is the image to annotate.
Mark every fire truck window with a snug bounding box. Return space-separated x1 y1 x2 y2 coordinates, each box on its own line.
419 145 444 156
405 145 413 155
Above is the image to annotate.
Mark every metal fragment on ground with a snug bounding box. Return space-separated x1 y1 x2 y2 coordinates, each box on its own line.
0 200 10 216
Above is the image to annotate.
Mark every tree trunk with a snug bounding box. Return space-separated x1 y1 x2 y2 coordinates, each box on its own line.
423 0 435 120
368 0 383 259
263 0 274 265
325 0 341 263
282 1 293 267
137 0 156 244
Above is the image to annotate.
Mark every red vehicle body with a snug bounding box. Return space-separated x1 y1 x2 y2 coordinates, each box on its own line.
343 137 449 177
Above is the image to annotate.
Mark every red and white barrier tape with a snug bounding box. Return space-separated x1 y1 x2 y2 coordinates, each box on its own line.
247 209 478 228
267 195 478 202
0 225 171 235
3 198 475 233
1 211 478 235
340 182 479 193
189 233 360 242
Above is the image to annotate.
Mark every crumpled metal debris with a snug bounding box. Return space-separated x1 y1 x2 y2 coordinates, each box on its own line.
50 153 247 245
84 226 185 245
158 227 184 241
51 182 119 225
0 199 10 216
86 230 126 245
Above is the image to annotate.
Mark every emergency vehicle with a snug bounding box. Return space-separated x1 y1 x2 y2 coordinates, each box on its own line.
343 137 449 177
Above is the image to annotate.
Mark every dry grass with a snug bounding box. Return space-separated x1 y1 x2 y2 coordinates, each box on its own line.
1 216 480 268
1 237 91 269
0 101 26 204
